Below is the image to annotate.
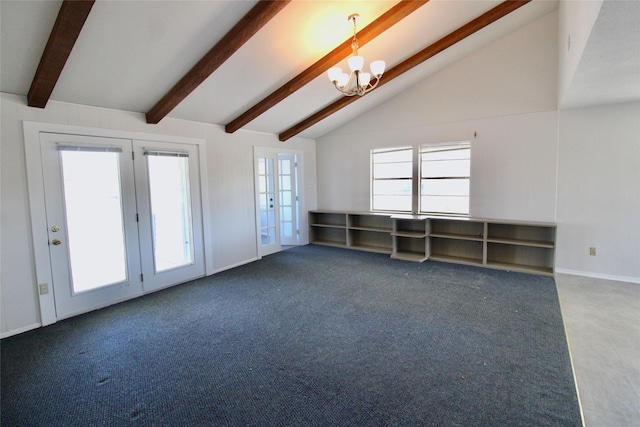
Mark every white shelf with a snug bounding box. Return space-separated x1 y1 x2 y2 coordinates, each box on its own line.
486 237 554 248
429 232 483 242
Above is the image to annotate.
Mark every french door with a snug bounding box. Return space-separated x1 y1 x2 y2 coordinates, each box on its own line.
39 133 204 319
254 148 301 258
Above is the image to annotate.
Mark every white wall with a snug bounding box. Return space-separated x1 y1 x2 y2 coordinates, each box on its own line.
556 102 640 282
316 6 640 282
0 93 317 336
317 10 559 222
557 0 603 106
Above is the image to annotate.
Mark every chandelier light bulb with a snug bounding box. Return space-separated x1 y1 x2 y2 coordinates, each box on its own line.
348 56 364 72
337 73 349 88
370 60 385 77
359 72 371 88
328 67 342 82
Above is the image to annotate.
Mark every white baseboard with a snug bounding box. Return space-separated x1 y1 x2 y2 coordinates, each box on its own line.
555 268 640 284
209 257 259 275
1 322 42 339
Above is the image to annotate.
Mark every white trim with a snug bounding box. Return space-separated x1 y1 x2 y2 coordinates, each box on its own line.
23 121 204 146
1 323 42 339
24 124 57 326
555 268 640 284
210 257 259 275
22 121 213 326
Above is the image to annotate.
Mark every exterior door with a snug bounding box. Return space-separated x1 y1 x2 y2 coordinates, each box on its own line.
254 149 280 257
38 133 206 320
133 140 205 292
40 133 143 319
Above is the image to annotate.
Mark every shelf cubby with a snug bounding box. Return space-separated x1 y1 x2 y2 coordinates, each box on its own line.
486 242 554 275
349 229 392 254
309 226 347 247
348 213 392 233
428 236 483 266
429 219 484 241
486 223 555 247
391 235 428 262
309 211 347 227
392 218 428 238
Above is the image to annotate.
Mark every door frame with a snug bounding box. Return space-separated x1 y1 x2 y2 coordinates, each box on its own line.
24 122 212 326
252 146 304 259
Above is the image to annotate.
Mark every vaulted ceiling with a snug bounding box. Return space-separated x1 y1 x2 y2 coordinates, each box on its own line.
1 1 635 141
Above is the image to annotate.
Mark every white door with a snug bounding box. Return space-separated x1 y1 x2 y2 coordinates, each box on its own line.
40 133 143 319
39 133 206 319
133 140 205 292
278 153 299 246
254 149 280 257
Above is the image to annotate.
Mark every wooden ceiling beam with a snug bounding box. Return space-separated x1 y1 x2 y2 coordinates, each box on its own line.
279 0 531 142
146 0 291 124
27 0 95 108
225 0 429 134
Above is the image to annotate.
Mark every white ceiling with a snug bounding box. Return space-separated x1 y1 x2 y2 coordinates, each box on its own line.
1 0 637 140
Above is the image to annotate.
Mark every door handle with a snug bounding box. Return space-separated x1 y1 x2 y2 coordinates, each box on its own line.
51 238 62 246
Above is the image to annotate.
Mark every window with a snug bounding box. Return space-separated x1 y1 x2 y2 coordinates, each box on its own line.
371 146 413 212
419 142 470 215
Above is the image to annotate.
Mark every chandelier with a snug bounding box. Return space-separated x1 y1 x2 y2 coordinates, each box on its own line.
327 14 385 96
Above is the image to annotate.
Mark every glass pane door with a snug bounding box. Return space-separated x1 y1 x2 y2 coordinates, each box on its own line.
278 153 299 246
146 152 194 272
60 149 128 293
259 157 277 245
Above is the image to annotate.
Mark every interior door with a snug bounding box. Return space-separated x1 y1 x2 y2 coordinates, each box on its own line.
278 153 299 246
133 140 205 292
40 133 143 319
254 149 280 257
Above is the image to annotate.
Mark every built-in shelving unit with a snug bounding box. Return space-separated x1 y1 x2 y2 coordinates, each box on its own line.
308 211 347 248
390 215 428 262
428 218 485 266
309 211 556 276
485 222 556 275
309 211 392 254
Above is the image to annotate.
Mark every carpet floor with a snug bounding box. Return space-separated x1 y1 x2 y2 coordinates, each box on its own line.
1 245 582 426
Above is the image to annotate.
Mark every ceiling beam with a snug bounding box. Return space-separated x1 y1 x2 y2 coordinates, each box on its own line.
146 0 291 125
27 0 95 108
279 0 532 142
225 0 429 134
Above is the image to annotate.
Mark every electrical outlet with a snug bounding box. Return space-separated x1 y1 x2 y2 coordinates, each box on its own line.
39 283 49 295
589 247 596 256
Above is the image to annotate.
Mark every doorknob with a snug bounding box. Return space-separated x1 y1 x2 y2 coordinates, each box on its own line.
51 238 62 246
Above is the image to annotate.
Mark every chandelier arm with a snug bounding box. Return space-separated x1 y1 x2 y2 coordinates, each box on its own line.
333 81 359 96
366 75 382 91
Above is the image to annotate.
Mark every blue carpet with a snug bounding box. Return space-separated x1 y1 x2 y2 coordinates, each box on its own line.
1 245 582 426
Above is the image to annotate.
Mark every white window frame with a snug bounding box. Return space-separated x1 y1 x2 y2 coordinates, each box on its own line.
370 146 413 213
419 141 471 216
